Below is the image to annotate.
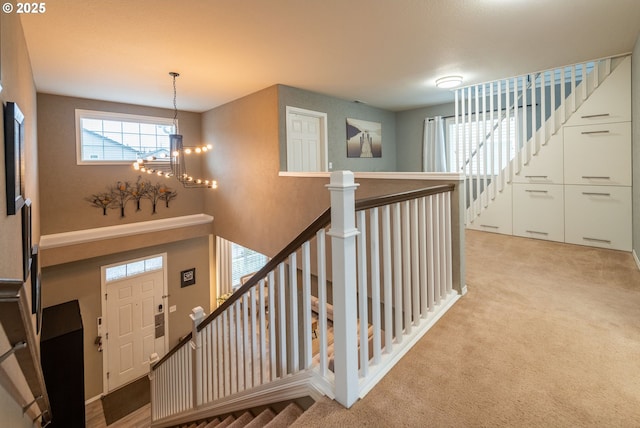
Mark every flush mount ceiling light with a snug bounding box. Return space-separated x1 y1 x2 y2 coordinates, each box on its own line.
435 75 463 89
133 72 217 189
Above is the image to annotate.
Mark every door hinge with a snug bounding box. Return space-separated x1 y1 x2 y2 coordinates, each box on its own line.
107 372 110 379
105 293 108 300
105 332 109 340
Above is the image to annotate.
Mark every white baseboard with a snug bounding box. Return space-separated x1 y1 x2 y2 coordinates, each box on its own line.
633 249 640 272
85 394 102 405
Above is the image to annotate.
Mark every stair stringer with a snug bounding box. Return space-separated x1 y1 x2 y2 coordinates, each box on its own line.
466 56 628 232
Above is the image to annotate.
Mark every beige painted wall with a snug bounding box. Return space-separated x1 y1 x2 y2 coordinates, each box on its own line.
37 93 207 235
41 235 210 400
0 11 45 424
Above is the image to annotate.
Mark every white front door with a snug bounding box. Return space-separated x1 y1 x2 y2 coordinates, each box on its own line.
106 270 165 391
286 107 327 172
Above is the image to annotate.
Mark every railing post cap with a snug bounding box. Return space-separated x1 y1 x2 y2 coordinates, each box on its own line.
327 170 359 190
190 306 205 322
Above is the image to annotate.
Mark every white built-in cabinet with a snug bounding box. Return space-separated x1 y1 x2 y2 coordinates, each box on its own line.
471 56 632 252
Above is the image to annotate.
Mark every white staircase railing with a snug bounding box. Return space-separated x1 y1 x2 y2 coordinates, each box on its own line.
452 56 620 224
149 171 461 427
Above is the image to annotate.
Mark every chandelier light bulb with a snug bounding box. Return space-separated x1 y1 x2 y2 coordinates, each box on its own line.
184 148 192 154
207 144 213 150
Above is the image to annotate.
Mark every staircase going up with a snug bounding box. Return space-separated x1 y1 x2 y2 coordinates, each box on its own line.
452 54 627 227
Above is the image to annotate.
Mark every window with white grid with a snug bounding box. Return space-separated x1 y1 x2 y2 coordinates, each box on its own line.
75 109 176 164
231 243 269 288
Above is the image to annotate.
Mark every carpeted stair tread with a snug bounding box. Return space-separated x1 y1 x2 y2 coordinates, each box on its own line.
264 403 303 427
203 417 221 427
244 408 276 428
197 422 209 428
215 415 236 428
227 412 254 427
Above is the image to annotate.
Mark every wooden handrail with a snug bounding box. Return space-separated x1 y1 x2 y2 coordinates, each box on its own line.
152 183 455 370
0 279 52 424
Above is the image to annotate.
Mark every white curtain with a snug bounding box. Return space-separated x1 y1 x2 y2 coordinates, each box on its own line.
423 116 447 172
215 236 234 302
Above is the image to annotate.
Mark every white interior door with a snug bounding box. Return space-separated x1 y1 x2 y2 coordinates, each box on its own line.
286 107 327 172
106 270 165 391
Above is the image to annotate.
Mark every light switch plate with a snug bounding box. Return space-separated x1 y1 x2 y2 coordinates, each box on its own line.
169 305 177 313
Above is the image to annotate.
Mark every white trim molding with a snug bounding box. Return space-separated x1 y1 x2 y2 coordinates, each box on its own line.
633 249 640 271
279 171 465 181
40 214 213 250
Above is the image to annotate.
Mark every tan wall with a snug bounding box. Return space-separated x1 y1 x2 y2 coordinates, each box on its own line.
37 93 206 235
41 235 211 400
202 85 331 257
0 12 43 424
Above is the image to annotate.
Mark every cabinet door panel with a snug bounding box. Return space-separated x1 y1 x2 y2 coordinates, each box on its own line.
564 185 631 251
513 184 564 242
513 133 564 184
564 122 631 186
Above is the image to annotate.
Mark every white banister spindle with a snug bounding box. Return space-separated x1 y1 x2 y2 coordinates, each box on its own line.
514 76 521 175
418 197 427 317
381 205 393 353
541 71 547 145
393 202 402 343
242 294 250 389
503 78 509 186
357 210 369 376
230 304 238 394
250 287 258 387
560 67 567 123
474 85 480 218
550 69 556 134
489 82 495 200
235 300 244 391
402 201 412 335
277 263 287 378
531 73 537 157
218 315 226 397
439 193 448 298
593 59 599 88
327 170 360 408
581 63 588 102
433 195 442 305
369 208 382 364
316 229 329 376
481 84 488 208
454 90 460 172
288 253 299 373
268 271 276 381
258 279 267 383
570 65 576 114
521 75 528 168
301 241 312 369
410 200 419 325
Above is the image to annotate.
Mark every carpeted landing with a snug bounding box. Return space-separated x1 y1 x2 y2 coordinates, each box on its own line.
101 376 150 425
294 230 640 427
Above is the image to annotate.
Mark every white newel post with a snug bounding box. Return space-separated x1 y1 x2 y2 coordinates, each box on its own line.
327 171 360 408
190 306 205 408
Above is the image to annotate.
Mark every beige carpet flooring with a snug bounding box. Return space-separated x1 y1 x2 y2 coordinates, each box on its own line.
294 230 640 427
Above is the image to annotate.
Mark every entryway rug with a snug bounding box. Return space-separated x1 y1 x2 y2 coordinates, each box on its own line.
101 376 150 425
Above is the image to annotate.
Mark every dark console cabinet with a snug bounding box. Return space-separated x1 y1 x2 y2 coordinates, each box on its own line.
41 300 85 427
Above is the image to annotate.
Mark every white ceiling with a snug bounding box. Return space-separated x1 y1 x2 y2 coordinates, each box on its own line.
20 0 640 113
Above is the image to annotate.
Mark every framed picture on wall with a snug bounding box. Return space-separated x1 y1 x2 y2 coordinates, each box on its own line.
31 244 42 333
22 198 32 281
4 101 26 215
346 118 382 158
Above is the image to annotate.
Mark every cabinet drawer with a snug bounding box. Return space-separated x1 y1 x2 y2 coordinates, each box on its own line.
513 184 564 242
564 185 631 251
564 122 631 186
467 183 512 235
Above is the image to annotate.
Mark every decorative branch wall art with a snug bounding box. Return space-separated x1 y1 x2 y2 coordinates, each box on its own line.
85 176 177 216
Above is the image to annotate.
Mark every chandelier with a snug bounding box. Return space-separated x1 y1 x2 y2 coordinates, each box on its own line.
133 72 217 189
